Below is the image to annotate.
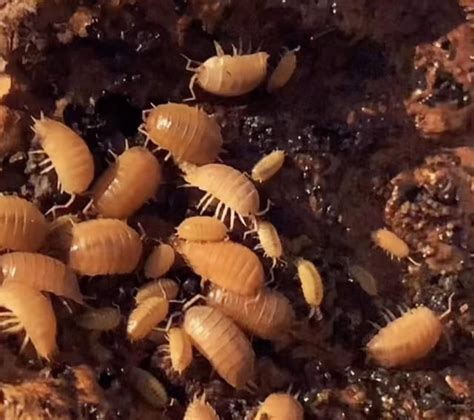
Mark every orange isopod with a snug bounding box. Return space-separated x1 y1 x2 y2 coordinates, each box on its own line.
92 146 162 219
266 48 298 93
254 220 284 267
167 327 193 374
135 278 179 304
251 150 285 183
183 305 255 389
127 296 169 341
0 252 84 304
32 116 94 194
67 219 142 276
186 41 269 99
0 196 47 252
0 283 57 360
366 306 444 367
140 103 223 165
182 163 260 229
176 216 227 242
255 393 304 420
144 243 175 279
371 228 410 260
296 258 324 317
174 239 264 296
207 286 294 339
184 393 219 420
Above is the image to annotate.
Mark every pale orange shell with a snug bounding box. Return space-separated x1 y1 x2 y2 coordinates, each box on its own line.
255 393 304 420
366 307 442 367
296 258 324 307
251 150 285 183
127 296 169 341
266 50 297 93
371 228 409 259
175 240 264 296
177 216 227 242
256 221 283 260
184 394 219 420
92 147 161 219
0 196 47 252
135 278 179 304
144 244 175 279
183 306 255 389
143 103 222 165
168 327 193 374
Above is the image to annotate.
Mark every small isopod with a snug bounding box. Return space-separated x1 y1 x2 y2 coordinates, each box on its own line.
371 228 409 260
251 150 285 183
32 116 94 195
177 216 227 242
0 196 47 252
128 367 168 408
88 331 113 363
184 393 219 420
67 219 143 276
167 327 193 374
127 296 169 341
92 147 162 219
0 252 84 304
75 307 121 331
140 103 223 165
266 48 298 93
296 258 324 317
175 239 264 296
135 278 179 304
254 221 284 268
182 163 260 229
144 243 175 279
348 264 378 296
185 41 269 99
0 283 57 360
255 393 304 420
183 305 255 389
207 286 294 339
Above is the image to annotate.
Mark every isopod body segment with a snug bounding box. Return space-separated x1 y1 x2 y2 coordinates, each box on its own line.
371 228 410 259
127 296 169 341
128 367 168 408
251 150 285 183
296 258 324 315
144 244 175 279
176 216 227 242
183 305 255 389
266 48 298 93
92 147 161 219
366 307 443 367
184 393 219 420
75 307 121 331
142 103 223 165
168 327 193 374
255 393 304 420
135 278 179 304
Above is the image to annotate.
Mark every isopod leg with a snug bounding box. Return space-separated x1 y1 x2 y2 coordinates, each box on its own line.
38 157 52 167
256 199 272 216
237 212 247 227
183 74 198 102
440 292 455 320
196 192 211 210
229 208 235 231
19 333 30 354
40 163 55 175
82 197 94 215
182 294 207 311
213 41 225 56
45 194 76 217
200 194 216 214
214 201 223 218
2 323 24 334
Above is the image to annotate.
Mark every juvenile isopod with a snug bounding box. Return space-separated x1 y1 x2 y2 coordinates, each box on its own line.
140 103 223 165
296 258 324 318
207 286 294 339
135 278 179 304
183 305 255 389
167 327 193 374
128 367 168 408
349 264 378 296
175 239 264 296
253 220 284 268
88 331 113 363
371 228 410 260
91 147 162 219
185 42 269 99
176 216 227 242
0 252 84 304
182 163 261 229
0 196 47 252
75 307 121 331
266 48 298 93
0 283 57 360
255 393 304 420
67 219 142 276
251 150 285 183
144 244 175 279
32 116 94 195
184 393 219 420
127 296 169 341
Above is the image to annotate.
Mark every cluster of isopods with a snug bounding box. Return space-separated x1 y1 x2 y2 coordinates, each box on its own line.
0 39 453 418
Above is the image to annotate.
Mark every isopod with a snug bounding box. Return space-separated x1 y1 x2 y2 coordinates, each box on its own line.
128 367 168 408
32 116 94 195
167 327 193 374
207 286 294 339
135 278 179 304
255 393 304 420
349 264 378 296
254 220 284 267
0 196 47 252
251 150 285 183
366 306 446 367
67 219 142 276
140 103 223 165
0 283 57 360
127 296 169 341
266 48 298 93
371 228 409 259
185 41 269 98
92 146 162 219
184 393 219 420
296 258 324 317
175 239 264 296
183 305 255 389
182 163 260 229
88 331 113 363
75 307 121 331
144 243 175 279
0 252 84 304
176 216 227 242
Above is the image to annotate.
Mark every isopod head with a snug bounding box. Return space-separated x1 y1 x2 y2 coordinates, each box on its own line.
371 228 409 259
